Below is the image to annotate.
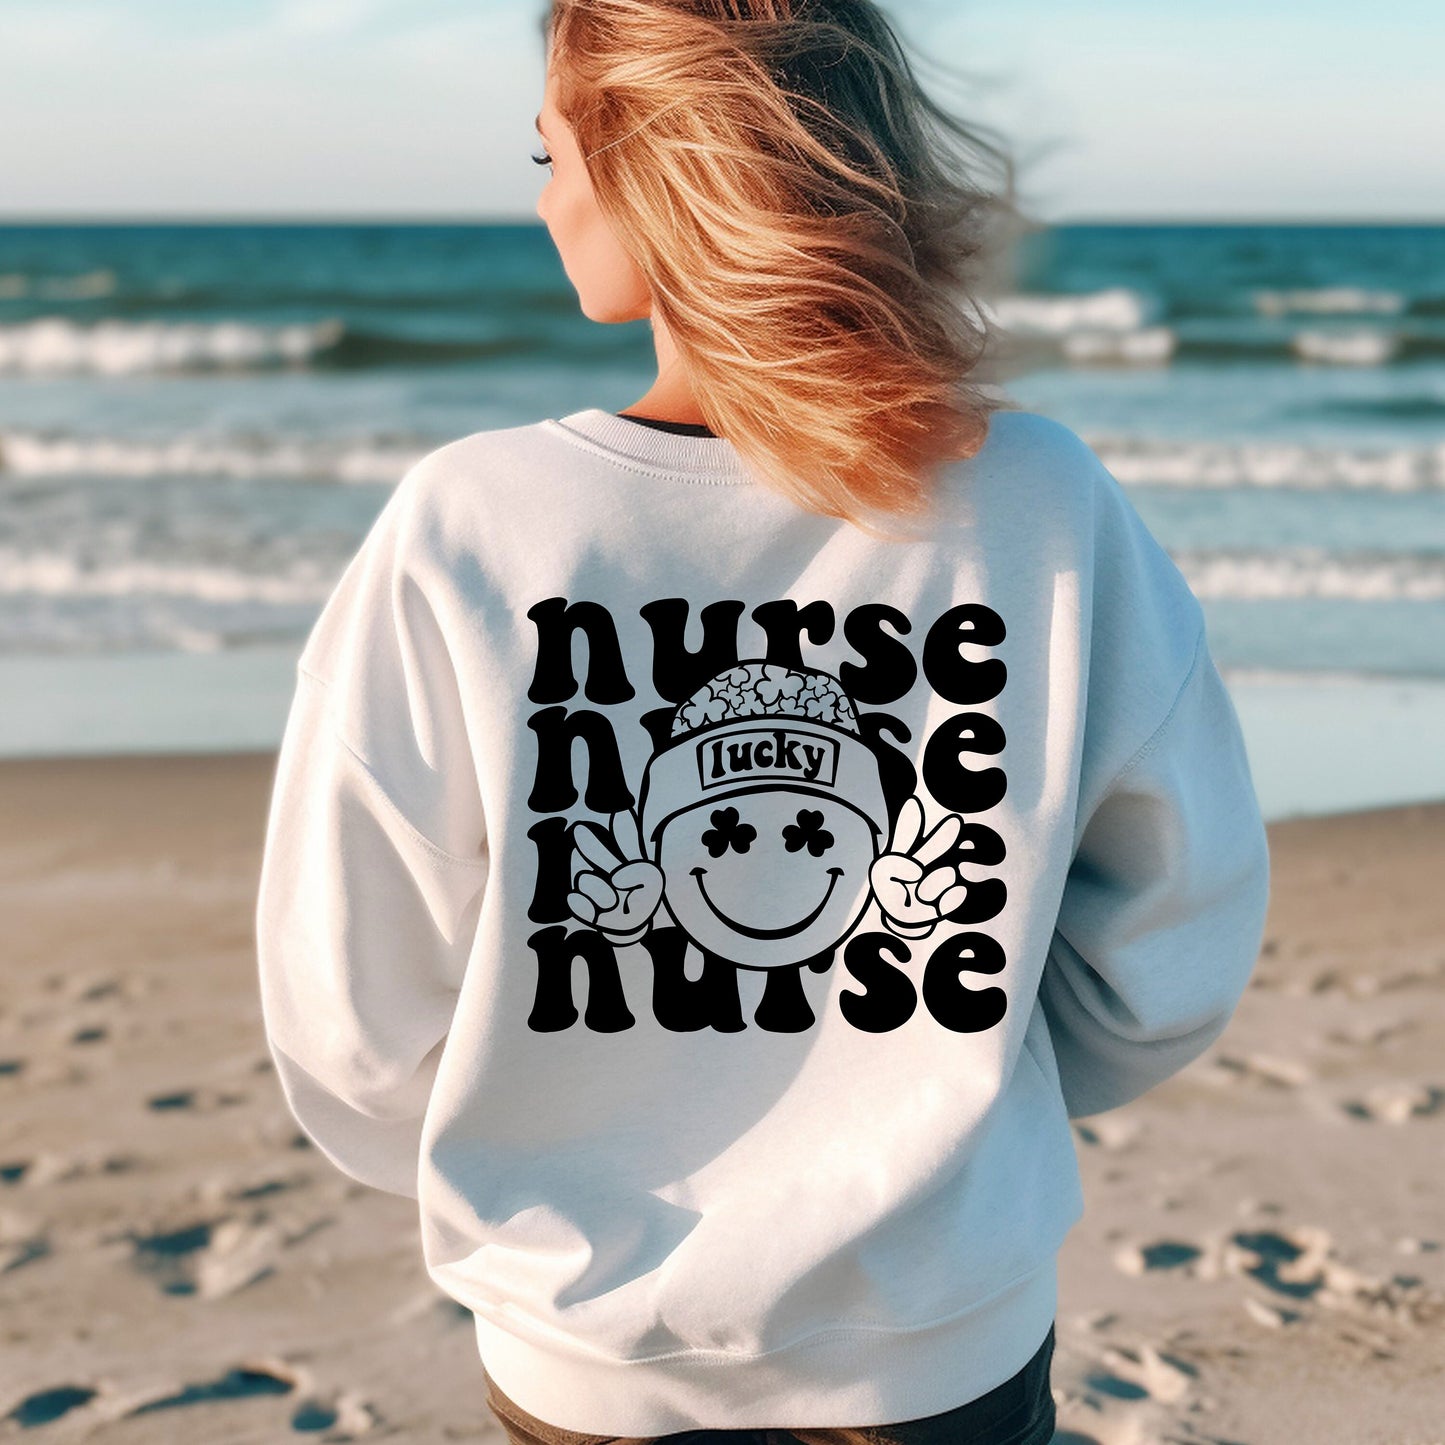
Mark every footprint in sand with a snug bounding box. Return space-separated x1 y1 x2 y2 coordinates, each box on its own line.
1226 1225 1445 1328
292 1390 380 1436
126 1207 336 1299
1112 1240 1202 1276
1320 1018 1415 1049
1072 1115 1145 1151
127 1215 270 1299
1198 1052 1313 1089
61 972 139 1004
1 1232 51 1275
1242 1296 1304 1327
127 1218 222 1296
1052 1337 1200 1445
1281 967 1408 998
1112 1221 1344 1308
1228 1227 1331 1301
21 1148 144 1186
115 1363 379 1437
214 1172 313 1203
3 1385 98 1428
1095 1343 1197 1404
1338 1081 1445 1123
244 1118 315 1152
146 1084 251 1112
122 1361 297 1416
74 977 126 1002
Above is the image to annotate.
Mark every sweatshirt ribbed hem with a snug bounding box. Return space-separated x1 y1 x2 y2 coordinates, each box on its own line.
544 408 755 481
471 1256 1057 1435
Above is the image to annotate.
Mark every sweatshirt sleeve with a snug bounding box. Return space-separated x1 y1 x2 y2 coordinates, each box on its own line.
255 463 489 1198
1038 624 1272 1119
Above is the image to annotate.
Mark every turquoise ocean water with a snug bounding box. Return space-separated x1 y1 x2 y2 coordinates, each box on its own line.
1 222 1442 820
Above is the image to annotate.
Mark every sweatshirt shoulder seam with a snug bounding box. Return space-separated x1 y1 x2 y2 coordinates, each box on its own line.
296 665 489 873
1113 623 1208 785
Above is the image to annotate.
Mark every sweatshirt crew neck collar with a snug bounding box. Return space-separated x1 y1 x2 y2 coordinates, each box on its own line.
546 408 754 482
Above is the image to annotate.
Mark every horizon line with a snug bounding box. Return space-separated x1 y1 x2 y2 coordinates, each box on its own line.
1 213 1443 228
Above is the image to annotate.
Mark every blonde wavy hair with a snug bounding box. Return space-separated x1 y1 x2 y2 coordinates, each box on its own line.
540 0 1016 536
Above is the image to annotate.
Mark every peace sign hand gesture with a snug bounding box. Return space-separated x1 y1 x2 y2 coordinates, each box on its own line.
566 809 664 943
869 796 971 940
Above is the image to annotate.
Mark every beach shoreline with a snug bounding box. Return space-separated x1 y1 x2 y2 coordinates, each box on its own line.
1 753 1442 1441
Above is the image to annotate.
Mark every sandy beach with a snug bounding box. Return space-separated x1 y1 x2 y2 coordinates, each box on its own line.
1 752 1441 1443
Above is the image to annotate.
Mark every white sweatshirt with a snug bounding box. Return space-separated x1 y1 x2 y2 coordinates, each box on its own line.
255 407 1271 1434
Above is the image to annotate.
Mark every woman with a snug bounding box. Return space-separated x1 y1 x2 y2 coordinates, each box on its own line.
255 3 1271 1444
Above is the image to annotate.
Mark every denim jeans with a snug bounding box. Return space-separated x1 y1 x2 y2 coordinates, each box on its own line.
484 1322 1056 1445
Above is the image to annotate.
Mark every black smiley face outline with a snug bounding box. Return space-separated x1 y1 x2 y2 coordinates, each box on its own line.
686 806 846 940
688 864 846 940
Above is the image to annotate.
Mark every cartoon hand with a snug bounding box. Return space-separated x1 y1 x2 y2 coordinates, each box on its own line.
566 809 664 942
869 796 971 939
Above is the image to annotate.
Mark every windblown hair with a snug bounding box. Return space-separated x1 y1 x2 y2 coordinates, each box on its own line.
540 0 1016 535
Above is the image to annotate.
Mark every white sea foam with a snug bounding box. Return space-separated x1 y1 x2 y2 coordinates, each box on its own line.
0 317 346 375
0 430 425 484
987 287 1152 335
982 291 1176 366
6 428 1443 499
0 550 337 605
4 542 1437 611
0 269 118 300
1061 327 1176 366
1254 287 1406 318
1087 436 1445 492
1175 549 1445 602
1292 329 1399 366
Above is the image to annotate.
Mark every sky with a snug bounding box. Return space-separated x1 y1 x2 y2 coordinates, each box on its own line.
0 0 1440 222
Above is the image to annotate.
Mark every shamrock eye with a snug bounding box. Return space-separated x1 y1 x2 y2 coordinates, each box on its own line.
700 806 756 858
782 808 835 857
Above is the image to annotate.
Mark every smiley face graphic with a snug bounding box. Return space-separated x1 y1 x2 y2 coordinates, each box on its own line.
565 662 977 968
656 790 877 967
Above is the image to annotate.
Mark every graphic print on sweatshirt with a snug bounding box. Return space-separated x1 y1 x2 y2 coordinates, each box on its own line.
524 599 1008 1035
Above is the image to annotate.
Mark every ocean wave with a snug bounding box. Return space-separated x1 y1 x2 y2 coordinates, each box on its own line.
1088 436 1445 492
0 430 427 484
4 306 1437 377
0 317 347 375
1175 548 1445 602
0 550 336 605
0 317 533 375
7 428 1445 496
1254 287 1406 317
1172 330 1445 366
1293 329 1400 366
0 546 1438 657
980 277 1445 370
0 269 118 301
987 287 1153 335
3 544 1438 608
987 304 1442 369
1060 328 1176 365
